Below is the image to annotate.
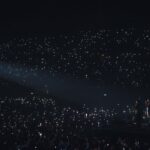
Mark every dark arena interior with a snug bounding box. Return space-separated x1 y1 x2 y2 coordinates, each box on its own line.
0 2 150 150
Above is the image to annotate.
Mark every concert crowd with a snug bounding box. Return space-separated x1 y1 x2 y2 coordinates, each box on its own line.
0 28 150 89
0 96 150 149
0 28 150 149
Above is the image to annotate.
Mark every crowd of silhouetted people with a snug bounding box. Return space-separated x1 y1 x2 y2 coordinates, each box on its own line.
0 96 150 149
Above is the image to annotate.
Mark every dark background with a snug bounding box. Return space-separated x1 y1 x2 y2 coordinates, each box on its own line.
0 2 150 35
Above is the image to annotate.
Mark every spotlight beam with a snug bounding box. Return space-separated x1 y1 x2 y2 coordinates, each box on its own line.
0 62 135 106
